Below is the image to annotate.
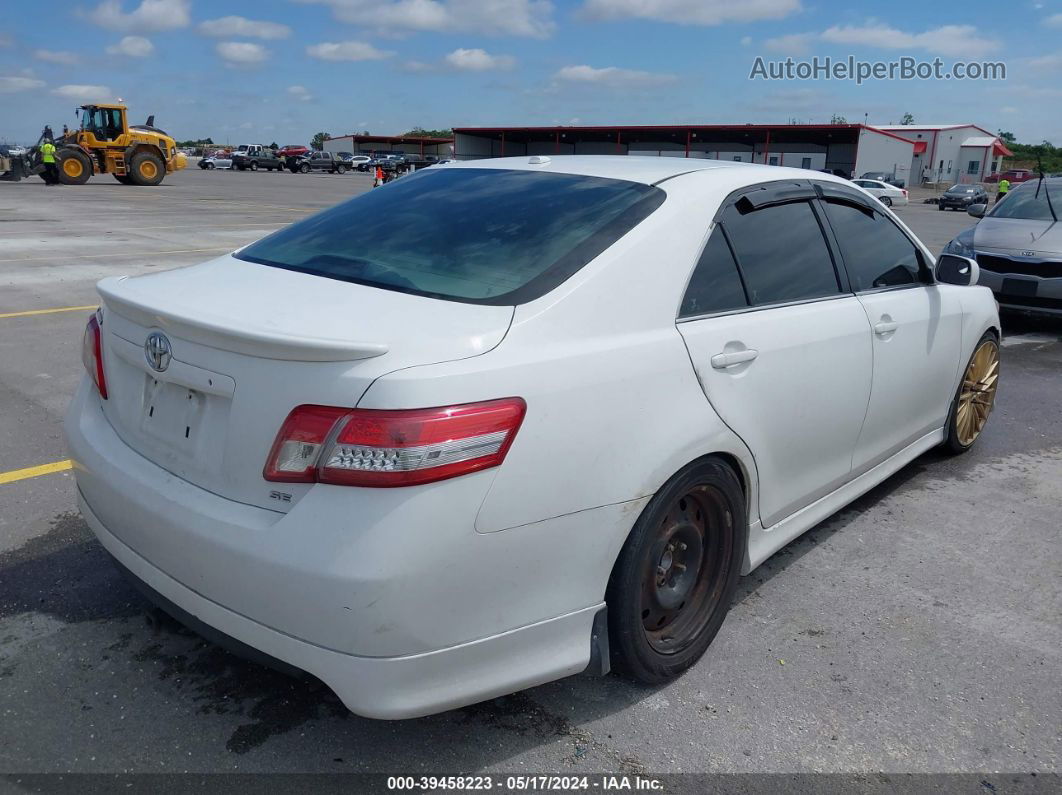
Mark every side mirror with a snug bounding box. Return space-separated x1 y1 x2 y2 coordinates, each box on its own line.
967 203 986 218
936 254 980 287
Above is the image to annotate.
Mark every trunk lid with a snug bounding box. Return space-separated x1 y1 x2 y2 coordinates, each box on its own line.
96 255 513 511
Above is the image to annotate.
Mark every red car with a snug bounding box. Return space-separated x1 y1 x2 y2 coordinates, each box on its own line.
983 169 1036 184
277 144 309 158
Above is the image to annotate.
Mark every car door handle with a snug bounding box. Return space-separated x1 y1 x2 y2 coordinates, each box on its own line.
873 320 899 336
711 349 759 369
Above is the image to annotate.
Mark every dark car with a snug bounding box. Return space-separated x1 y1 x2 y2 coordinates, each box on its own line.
293 150 349 174
938 184 989 211
944 176 1062 316
859 171 905 188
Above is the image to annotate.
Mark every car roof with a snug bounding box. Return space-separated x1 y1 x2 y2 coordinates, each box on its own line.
441 155 856 188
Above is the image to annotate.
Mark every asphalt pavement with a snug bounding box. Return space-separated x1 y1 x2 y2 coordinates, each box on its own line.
0 169 1059 779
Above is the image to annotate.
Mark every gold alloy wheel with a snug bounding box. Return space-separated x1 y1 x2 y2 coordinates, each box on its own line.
956 339 999 446
62 158 83 178
140 160 159 179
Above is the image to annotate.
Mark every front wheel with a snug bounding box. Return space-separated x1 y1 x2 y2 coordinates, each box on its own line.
129 152 165 185
299 163 310 174
943 332 999 454
250 161 258 171
607 457 746 683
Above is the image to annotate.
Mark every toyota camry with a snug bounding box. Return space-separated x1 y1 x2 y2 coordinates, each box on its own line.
65 156 1000 718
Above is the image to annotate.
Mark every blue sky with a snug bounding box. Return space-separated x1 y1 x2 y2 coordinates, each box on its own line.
1 0 1060 146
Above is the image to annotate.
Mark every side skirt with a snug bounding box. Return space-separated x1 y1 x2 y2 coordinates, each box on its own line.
742 428 944 573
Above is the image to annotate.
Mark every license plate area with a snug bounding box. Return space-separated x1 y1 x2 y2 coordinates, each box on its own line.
1002 278 1038 297
141 376 206 448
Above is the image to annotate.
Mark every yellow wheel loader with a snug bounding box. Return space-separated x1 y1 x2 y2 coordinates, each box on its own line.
43 104 187 186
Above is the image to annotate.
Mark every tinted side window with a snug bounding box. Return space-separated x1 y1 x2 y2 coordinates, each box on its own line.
680 226 748 318
821 200 922 290
722 200 840 305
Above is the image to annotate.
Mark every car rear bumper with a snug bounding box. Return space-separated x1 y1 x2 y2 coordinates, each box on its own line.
64 379 615 717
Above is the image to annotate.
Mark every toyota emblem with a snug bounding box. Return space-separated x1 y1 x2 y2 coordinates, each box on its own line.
144 332 172 372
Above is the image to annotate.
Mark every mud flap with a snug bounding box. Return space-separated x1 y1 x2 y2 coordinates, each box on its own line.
584 605 611 676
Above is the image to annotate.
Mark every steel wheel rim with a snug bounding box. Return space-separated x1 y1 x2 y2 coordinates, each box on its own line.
956 340 999 446
63 158 83 178
140 160 158 179
640 486 732 654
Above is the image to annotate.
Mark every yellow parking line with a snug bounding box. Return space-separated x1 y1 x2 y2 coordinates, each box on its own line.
0 305 97 319
0 246 231 264
0 459 73 485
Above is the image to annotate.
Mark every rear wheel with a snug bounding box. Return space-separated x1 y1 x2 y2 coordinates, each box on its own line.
250 161 259 171
299 163 310 174
336 164 348 174
880 196 893 207
129 152 165 186
943 332 999 454
607 457 745 683
57 149 92 185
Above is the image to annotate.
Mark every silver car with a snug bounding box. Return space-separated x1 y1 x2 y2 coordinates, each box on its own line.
944 176 1061 316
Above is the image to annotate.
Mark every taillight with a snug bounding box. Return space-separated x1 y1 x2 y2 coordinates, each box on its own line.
902 189 908 197
81 311 108 399
264 398 526 488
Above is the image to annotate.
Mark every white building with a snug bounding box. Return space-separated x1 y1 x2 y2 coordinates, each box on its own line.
874 124 1012 184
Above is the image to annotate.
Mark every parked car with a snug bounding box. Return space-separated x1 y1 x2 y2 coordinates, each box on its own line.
277 144 309 159
335 152 372 171
983 169 1036 184
851 178 909 207
859 171 905 188
370 154 406 172
198 152 232 170
232 144 285 172
938 184 989 211
66 158 999 719
945 176 1061 315
293 150 349 174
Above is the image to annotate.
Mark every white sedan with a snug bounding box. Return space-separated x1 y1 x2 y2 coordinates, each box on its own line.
851 178 909 207
65 156 999 719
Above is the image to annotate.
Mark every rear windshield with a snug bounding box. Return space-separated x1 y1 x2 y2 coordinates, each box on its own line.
235 167 665 304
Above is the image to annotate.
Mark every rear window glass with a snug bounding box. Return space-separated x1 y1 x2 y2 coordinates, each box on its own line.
237 168 664 304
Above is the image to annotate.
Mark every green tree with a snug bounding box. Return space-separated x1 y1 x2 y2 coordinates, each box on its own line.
829 114 847 125
403 127 453 138
997 130 1016 144
310 131 329 151
900 112 915 125
269 141 278 149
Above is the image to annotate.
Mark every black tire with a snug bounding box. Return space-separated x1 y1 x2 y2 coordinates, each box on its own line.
880 196 892 207
250 161 258 172
938 204 945 211
942 331 999 455
129 151 165 186
336 164 348 174
607 457 746 683
207 162 215 169
57 148 92 185
114 174 134 185
299 163 310 174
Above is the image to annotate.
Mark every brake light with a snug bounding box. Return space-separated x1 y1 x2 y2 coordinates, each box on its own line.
902 189 908 197
81 311 108 399
264 398 526 487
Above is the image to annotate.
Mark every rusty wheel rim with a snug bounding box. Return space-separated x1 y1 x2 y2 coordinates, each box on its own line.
640 486 732 654
956 339 999 447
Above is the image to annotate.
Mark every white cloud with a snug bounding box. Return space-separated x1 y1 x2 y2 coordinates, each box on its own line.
106 36 154 56
52 84 113 100
740 36 752 46
554 64 677 87
300 0 554 38
288 85 313 101
1045 13 1062 27
579 0 801 25
216 41 269 65
306 41 393 61
820 23 997 58
34 49 80 65
0 76 45 93
87 0 190 32
443 48 515 70
1028 53 1062 70
197 16 291 40
763 32 814 54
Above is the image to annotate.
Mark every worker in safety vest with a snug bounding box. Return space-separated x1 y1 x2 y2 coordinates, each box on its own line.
995 178 1010 204
40 139 59 185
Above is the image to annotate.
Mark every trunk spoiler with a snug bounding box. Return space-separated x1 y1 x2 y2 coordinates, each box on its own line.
98 277 389 362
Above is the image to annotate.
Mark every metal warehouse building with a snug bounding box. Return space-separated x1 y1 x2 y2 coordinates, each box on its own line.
322 133 453 158
453 123 1011 186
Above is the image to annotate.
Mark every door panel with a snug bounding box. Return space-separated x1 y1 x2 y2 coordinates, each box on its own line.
853 287 963 471
679 297 873 527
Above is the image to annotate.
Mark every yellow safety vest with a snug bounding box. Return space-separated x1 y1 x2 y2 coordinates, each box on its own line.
41 142 56 163
998 179 1010 193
